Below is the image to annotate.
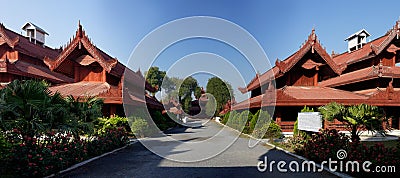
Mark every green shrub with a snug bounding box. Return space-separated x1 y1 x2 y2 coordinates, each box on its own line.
96 115 130 134
264 121 282 140
286 135 309 154
249 110 261 133
3 128 128 177
226 111 241 129
0 132 12 175
221 110 235 125
150 110 176 131
298 129 400 176
301 129 349 162
243 111 254 134
253 120 282 141
129 117 150 138
228 110 249 131
252 110 272 135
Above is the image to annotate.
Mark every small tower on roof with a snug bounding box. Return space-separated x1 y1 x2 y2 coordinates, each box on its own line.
22 22 49 46
345 29 370 53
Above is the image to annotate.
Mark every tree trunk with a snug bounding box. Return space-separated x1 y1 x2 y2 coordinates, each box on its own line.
351 126 360 142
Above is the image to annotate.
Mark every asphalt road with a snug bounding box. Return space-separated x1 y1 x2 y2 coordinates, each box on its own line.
60 120 337 178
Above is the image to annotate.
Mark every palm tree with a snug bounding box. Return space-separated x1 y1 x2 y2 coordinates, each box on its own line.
319 102 385 141
65 95 103 138
0 80 68 139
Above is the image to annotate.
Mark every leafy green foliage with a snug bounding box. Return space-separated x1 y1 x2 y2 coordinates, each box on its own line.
0 80 69 138
194 86 202 99
252 109 273 138
253 121 281 140
160 77 182 102
301 129 349 162
0 80 128 177
129 117 150 138
221 109 281 141
243 112 254 134
249 109 261 133
227 110 249 131
206 77 233 114
65 95 103 137
319 102 384 141
296 129 400 176
221 110 235 125
263 121 282 140
96 115 130 134
205 93 217 117
151 110 177 131
3 128 128 177
179 76 198 98
145 66 166 93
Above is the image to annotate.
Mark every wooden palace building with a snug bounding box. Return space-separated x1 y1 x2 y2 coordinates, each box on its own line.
0 21 162 117
233 20 400 132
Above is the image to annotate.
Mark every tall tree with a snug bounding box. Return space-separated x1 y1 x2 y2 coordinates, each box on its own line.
194 86 202 99
178 77 199 113
160 77 182 103
318 102 385 141
145 67 166 95
160 76 200 113
206 77 234 115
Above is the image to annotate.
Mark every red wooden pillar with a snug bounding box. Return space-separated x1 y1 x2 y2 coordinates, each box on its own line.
323 119 328 130
314 66 319 86
275 110 282 127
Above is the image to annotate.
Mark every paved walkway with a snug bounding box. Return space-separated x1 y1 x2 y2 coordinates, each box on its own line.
60 121 337 178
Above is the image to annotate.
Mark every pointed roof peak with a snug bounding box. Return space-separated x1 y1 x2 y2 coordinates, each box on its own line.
308 27 317 42
76 20 84 38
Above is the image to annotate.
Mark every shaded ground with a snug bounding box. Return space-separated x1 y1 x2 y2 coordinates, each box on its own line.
60 121 337 178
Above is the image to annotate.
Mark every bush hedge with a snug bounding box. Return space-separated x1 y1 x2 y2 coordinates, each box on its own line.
221 109 282 141
294 128 400 176
1 127 128 177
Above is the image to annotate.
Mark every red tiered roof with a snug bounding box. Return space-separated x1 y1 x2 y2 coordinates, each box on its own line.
232 86 369 110
0 23 59 60
332 21 400 65
243 29 346 93
319 66 400 87
43 22 118 73
49 82 112 97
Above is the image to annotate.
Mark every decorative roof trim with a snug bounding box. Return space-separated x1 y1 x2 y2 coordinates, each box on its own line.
44 21 117 72
275 29 345 75
0 23 19 48
371 20 400 55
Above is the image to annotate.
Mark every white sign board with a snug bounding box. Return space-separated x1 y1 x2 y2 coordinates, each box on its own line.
298 112 322 132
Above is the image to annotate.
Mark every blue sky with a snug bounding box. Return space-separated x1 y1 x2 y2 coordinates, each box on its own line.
2 0 400 101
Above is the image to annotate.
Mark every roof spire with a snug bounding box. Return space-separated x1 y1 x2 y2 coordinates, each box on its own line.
77 20 83 38
311 27 316 41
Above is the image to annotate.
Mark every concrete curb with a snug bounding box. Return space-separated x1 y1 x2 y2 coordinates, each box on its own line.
213 119 352 178
45 139 138 178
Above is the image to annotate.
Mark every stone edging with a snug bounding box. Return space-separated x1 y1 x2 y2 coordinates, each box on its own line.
45 139 138 178
213 119 352 178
